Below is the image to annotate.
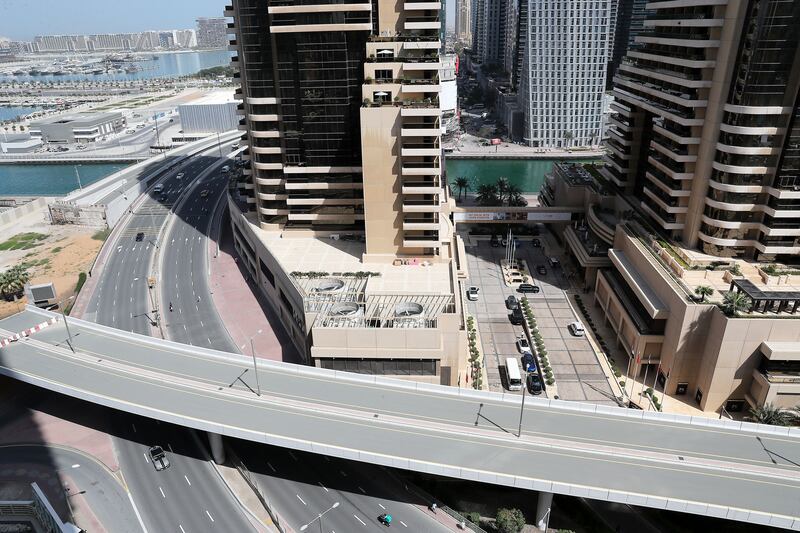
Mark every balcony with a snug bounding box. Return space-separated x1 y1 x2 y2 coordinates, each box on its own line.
403 217 440 230
401 142 440 157
404 16 440 31
403 235 441 248
404 2 441 9
401 126 440 137
401 161 440 175
402 199 441 212
402 181 440 194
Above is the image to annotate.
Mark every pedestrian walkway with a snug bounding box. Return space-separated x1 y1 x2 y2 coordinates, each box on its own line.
207 210 299 363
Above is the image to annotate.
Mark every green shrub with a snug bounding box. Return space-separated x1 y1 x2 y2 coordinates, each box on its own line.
74 272 87 294
546 378 555 386
495 508 525 533
465 512 482 526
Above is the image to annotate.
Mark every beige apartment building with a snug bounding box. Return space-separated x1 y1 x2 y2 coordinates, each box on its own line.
225 0 468 384
550 0 800 413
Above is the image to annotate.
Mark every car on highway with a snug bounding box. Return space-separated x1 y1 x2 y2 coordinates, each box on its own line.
527 373 543 395
149 446 170 471
517 283 540 294
568 321 585 337
135 232 144 242
176 172 184 180
531 238 541 247
200 189 210 198
466 286 480 301
509 307 524 325
159 194 168 202
516 337 532 355
536 265 547 276
126 129 135 134
505 295 519 310
221 165 230 173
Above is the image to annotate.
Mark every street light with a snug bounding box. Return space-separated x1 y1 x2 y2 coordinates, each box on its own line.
249 329 263 396
300 501 340 532
518 361 529 438
47 296 75 353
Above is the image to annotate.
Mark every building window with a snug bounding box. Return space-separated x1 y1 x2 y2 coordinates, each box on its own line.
374 69 393 82
695 388 703 405
675 382 688 395
259 259 275 287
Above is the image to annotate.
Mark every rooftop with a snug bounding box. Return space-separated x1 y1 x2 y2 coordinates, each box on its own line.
29 111 122 126
180 90 238 106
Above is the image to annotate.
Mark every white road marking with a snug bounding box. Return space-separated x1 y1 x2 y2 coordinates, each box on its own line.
354 515 366 526
143 453 149 464
205 510 214 522
296 494 307 505
179 525 185 533
358 486 365 494
159 487 165 498
288 451 298 461
267 462 276 472
71 464 80 469
400 521 408 527
184 475 191 486
378 503 385 510
318 481 329 492
131 423 136 433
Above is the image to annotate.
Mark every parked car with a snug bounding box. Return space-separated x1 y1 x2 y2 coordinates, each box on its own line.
466 286 480 301
135 232 144 242
537 265 547 276
516 337 532 355
527 373 543 395
509 307 524 325
522 353 536 373
517 283 540 294
505 295 519 310
568 321 585 336
531 238 541 248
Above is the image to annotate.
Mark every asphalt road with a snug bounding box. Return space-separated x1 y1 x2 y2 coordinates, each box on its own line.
0 444 142 533
2 311 799 524
78 141 256 532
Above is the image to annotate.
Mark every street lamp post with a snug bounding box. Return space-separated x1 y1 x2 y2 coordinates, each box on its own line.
518 367 527 438
249 329 263 396
300 501 340 532
48 296 76 353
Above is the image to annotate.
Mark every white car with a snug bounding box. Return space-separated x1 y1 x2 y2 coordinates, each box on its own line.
516 337 532 355
466 286 480 301
176 172 185 179
568 321 585 337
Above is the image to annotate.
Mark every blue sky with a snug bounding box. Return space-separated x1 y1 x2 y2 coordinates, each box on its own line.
0 0 227 40
0 0 455 40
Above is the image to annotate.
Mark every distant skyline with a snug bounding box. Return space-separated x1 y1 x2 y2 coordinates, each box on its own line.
0 0 228 41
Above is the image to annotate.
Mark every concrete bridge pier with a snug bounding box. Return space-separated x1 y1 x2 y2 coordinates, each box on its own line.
208 432 225 464
536 491 553 531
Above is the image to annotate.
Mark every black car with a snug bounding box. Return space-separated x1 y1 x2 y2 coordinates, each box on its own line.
517 283 540 294
135 232 144 242
537 265 547 276
527 373 543 395
490 235 500 248
505 295 519 310
531 239 541 247
509 307 524 325
159 194 168 202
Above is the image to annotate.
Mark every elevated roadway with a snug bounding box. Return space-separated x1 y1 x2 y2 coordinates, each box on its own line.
1 308 799 530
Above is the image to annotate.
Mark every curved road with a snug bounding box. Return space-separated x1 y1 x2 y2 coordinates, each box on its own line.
0 444 141 533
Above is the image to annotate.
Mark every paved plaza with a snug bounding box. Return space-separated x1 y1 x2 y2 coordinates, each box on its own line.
462 231 616 404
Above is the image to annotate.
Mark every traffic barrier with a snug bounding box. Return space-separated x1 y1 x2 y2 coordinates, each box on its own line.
0 316 60 347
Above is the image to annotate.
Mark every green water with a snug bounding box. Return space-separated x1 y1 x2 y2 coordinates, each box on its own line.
446 158 597 193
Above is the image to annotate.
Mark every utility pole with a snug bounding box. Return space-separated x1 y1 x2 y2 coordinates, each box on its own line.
250 329 263 396
518 369 527 438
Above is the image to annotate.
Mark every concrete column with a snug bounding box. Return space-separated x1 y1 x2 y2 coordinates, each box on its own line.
535 491 553 531
208 432 225 464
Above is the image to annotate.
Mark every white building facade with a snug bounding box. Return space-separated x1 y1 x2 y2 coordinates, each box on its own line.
519 0 609 148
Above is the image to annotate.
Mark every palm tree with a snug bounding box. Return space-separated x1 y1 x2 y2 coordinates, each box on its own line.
721 290 752 316
694 285 714 302
495 177 511 205
748 403 794 426
475 183 500 206
0 271 14 301
5 265 30 298
508 191 528 207
453 176 470 201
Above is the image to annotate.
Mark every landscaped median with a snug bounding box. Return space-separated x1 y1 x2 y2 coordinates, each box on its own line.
466 315 487 390
520 297 557 398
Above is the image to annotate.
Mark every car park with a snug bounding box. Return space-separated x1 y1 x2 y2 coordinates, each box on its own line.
135 232 144 242
517 283 540 294
537 265 547 276
516 337 532 355
568 321 585 336
527 373 543 395
505 295 519 310
466 286 480 301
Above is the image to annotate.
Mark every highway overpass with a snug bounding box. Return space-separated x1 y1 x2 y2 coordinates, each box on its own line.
1 307 799 530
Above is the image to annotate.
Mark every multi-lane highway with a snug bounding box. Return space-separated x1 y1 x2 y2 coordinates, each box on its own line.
1 308 799 529
77 141 258 532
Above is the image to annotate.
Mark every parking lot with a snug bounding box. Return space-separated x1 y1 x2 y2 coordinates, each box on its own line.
462 231 616 404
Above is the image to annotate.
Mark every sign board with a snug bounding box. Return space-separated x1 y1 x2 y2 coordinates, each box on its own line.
24 282 57 305
453 212 507 222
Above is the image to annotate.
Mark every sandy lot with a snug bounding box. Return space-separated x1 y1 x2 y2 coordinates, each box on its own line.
0 208 104 320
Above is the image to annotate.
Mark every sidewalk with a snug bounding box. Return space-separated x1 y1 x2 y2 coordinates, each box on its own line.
207 209 300 363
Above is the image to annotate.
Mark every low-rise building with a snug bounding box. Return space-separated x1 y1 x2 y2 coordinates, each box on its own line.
29 112 124 144
177 92 238 134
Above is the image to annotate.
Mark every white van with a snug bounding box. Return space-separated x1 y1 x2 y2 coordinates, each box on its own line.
505 357 523 391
